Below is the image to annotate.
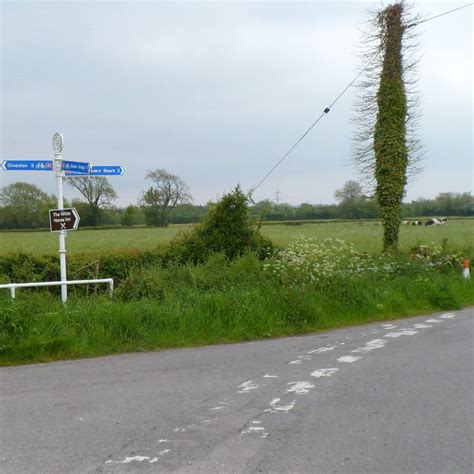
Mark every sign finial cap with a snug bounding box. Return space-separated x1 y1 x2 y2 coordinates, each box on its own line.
52 133 64 153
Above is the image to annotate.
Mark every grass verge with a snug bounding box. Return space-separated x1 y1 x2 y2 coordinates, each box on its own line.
1 252 472 366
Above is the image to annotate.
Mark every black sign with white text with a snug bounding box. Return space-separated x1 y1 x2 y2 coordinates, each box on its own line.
49 208 80 232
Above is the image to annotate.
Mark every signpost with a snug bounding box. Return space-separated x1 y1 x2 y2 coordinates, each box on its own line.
53 133 68 302
49 208 80 232
0 132 125 303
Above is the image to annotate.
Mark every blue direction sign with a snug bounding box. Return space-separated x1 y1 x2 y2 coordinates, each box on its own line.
65 165 126 177
62 160 91 174
1 160 53 171
90 165 125 176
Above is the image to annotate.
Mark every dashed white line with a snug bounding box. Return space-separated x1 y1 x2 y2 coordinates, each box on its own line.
265 398 296 413
308 345 338 354
237 380 259 393
286 381 315 394
311 368 339 378
337 355 362 363
440 313 455 319
352 339 386 354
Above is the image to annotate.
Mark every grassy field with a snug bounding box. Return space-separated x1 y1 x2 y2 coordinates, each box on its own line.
1 219 473 255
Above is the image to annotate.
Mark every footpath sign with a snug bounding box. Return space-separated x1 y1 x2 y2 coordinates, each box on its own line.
49 208 80 232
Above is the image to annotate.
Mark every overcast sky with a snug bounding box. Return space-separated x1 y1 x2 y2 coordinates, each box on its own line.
1 0 472 206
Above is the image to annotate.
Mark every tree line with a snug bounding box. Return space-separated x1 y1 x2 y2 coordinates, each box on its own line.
0 172 472 230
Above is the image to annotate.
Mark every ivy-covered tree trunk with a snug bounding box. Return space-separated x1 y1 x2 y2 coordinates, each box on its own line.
374 3 408 253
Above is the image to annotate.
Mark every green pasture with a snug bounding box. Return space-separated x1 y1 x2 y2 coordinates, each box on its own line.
0 219 473 255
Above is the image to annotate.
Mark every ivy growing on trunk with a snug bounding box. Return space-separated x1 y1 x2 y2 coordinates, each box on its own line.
353 1 423 253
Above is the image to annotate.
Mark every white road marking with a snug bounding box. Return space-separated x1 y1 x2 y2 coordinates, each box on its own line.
121 456 150 464
382 324 398 329
200 418 216 425
106 450 171 465
241 425 268 437
263 374 279 378
237 380 259 393
426 318 442 323
209 400 228 409
414 323 431 329
384 330 418 338
289 360 302 365
308 345 338 354
158 439 169 443
286 381 315 394
352 339 386 354
298 355 312 360
311 368 339 378
337 356 362 363
440 313 455 319
265 398 296 413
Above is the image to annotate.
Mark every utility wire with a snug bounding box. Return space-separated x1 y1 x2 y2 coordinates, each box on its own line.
407 3 473 28
250 2 473 193
250 65 368 193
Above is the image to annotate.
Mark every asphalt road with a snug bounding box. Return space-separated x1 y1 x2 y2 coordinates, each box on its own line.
1 308 473 474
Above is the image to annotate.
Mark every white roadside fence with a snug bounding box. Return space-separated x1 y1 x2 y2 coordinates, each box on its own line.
0 279 114 300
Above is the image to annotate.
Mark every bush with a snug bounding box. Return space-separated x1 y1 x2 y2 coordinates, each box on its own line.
168 186 273 263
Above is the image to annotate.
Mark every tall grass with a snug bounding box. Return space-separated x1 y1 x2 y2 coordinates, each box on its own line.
1 250 472 365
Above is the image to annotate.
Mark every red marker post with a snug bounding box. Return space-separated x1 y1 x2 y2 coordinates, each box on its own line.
463 259 470 279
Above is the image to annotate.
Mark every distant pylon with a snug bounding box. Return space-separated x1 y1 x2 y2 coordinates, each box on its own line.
275 190 281 204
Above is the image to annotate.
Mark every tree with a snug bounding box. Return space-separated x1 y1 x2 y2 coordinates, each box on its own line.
121 205 144 226
67 177 117 226
170 185 272 262
334 180 378 219
334 180 364 204
0 182 55 229
353 2 422 252
141 169 192 227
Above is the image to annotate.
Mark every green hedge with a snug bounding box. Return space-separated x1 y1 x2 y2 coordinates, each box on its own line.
0 249 168 294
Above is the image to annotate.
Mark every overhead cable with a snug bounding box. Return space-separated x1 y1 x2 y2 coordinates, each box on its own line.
250 2 473 193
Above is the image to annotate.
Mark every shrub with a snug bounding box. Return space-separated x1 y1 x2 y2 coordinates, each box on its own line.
265 237 467 287
168 186 273 263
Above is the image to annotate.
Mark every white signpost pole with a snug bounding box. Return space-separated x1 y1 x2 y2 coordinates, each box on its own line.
52 132 68 303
